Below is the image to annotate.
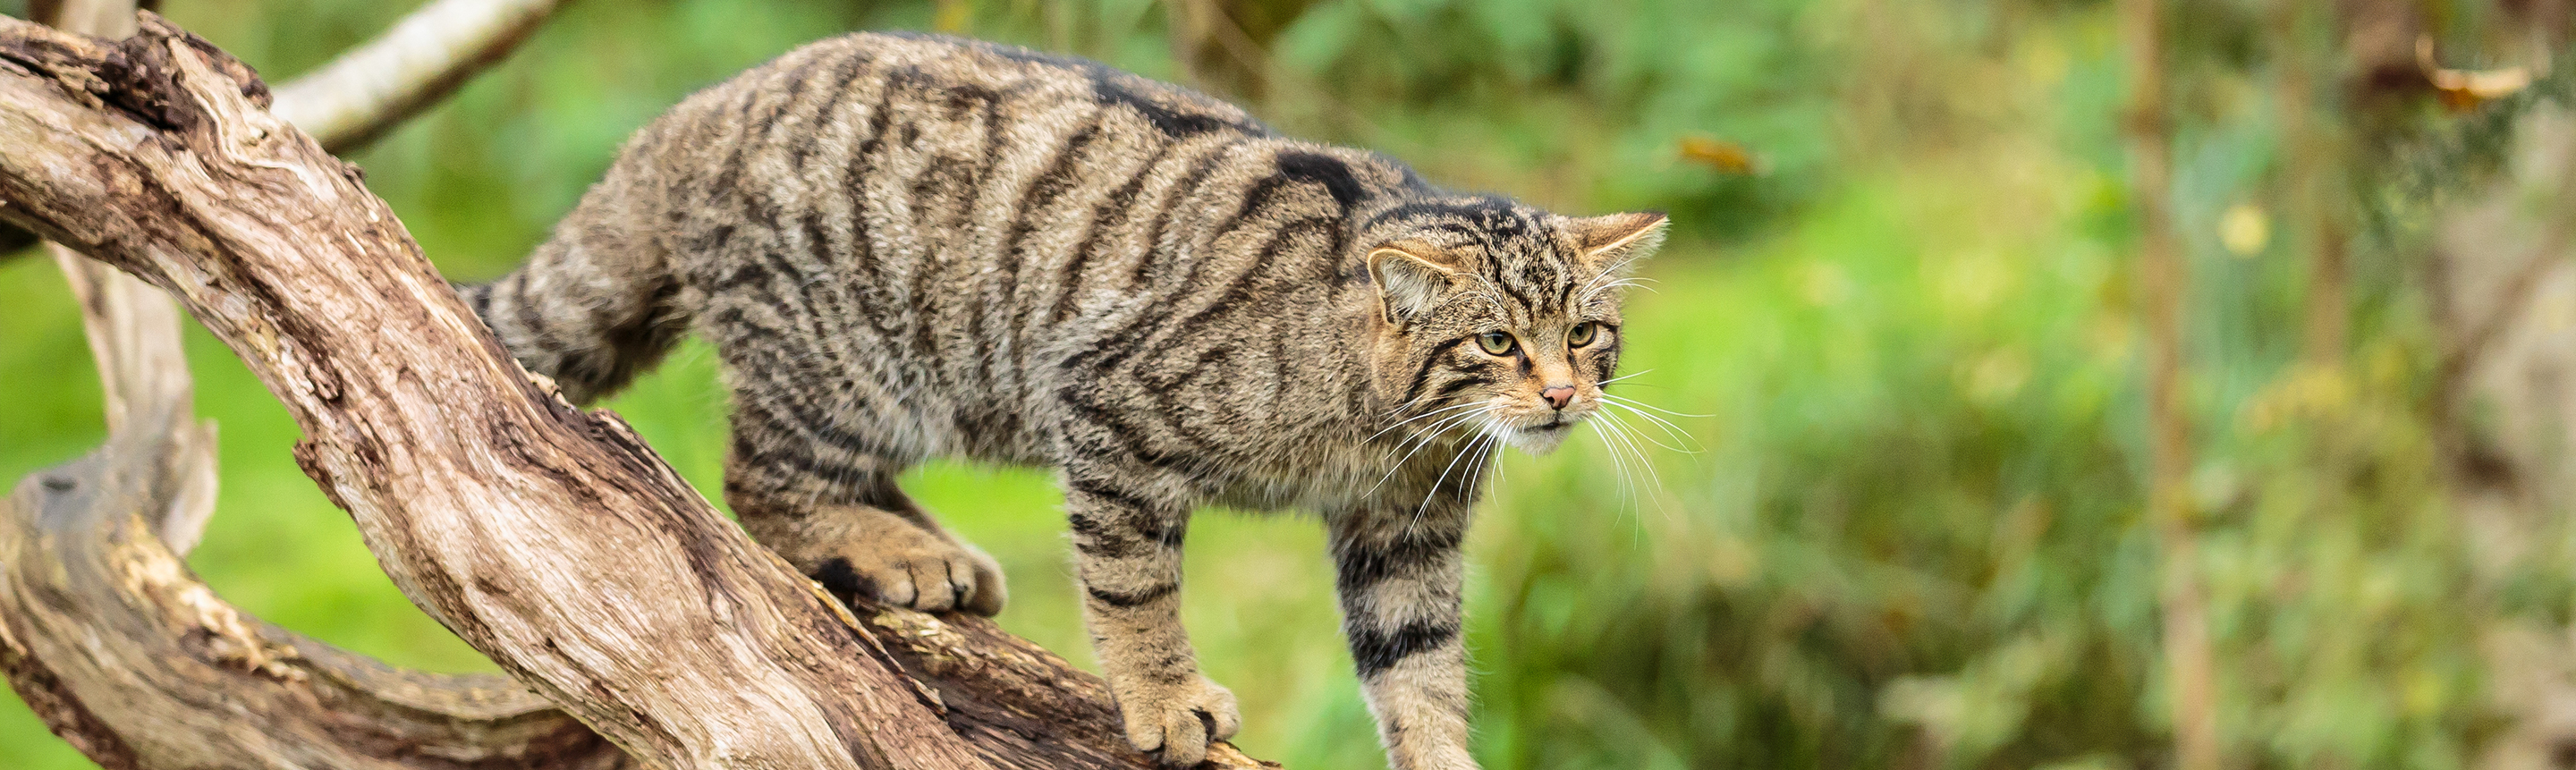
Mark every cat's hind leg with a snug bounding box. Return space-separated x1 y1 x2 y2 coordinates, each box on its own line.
722 398 1006 615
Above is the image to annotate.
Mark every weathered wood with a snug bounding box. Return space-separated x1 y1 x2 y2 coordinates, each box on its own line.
13 2 618 766
44 241 219 555
0 13 1270 770
28 0 217 557
1 0 570 255
0 397 636 770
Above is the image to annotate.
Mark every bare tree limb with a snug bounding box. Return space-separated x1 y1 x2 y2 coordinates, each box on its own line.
30 0 216 556
3 0 567 254
270 0 572 153
10 7 578 767
47 242 219 553
0 13 1270 769
1 393 636 770
5 15 564 769
1 0 133 263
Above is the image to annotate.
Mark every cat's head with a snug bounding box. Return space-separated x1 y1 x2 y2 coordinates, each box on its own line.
1361 198 1667 455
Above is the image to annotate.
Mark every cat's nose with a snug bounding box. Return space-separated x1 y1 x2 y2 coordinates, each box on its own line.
1541 385 1575 410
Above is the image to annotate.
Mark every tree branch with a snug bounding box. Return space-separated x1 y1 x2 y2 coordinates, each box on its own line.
269 0 572 153
47 241 219 554
0 14 1270 770
30 0 216 556
3 0 568 255
1 394 636 770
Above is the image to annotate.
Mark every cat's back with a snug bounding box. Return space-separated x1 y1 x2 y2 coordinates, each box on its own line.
614 32 1393 462
623 30 1275 210
630 29 1281 346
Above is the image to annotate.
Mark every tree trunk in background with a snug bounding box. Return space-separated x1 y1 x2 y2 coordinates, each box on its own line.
2272 0 2346 367
2119 1 2224 768
0 13 1272 769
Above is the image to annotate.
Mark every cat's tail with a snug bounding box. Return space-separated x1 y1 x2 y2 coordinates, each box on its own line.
455 189 689 405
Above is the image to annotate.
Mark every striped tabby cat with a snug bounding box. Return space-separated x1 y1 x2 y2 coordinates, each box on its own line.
459 31 1665 770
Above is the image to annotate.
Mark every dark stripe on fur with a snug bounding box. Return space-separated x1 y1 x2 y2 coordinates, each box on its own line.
1347 620 1460 679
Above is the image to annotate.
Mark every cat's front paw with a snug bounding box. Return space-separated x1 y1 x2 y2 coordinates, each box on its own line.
808 523 1006 615
1112 673 1241 767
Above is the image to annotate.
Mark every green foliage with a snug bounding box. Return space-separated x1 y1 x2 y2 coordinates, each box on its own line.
3 2 2566 769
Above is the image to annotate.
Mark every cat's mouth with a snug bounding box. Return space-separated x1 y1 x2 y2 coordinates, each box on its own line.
1499 415 1581 454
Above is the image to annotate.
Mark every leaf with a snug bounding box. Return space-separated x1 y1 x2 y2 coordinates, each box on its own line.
1679 135 1761 174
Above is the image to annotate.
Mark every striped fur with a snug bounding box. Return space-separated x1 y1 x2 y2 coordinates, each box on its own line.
454 31 1665 770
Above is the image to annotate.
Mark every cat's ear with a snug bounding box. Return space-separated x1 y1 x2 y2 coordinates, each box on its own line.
1367 242 1459 322
1567 211 1669 271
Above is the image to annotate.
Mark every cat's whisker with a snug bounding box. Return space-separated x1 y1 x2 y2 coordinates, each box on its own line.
1606 419 1651 517
1365 408 1493 498
1593 413 1655 488
1597 400 1701 453
1597 368 1655 386
1364 401 1486 445
1467 419 1514 495
1412 422 1498 529
1578 276 1658 306
1590 414 1641 513
1602 403 1699 453
1599 393 1712 419
1594 411 1671 520
1381 388 1470 419
1583 277 1658 295
1458 439 1504 520
1572 251 1653 301
1401 407 1496 453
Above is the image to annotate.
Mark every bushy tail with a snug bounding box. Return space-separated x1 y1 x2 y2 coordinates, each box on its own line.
457 198 688 405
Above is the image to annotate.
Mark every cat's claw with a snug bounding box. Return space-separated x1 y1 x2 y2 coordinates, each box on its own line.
1114 673 1241 767
811 526 1006 615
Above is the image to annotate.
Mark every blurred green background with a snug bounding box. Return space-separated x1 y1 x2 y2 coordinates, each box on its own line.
9 0 2576 768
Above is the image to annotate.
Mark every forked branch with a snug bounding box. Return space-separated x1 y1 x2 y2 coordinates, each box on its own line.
0 395 635 770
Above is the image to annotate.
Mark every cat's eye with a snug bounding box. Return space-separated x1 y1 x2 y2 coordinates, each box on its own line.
1568 322 1599 348
1476 331 1518 356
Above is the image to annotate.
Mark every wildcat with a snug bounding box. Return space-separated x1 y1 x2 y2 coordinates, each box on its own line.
458 30 1664 770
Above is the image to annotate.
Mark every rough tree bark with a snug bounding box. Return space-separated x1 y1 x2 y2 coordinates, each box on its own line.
3 11 623 766
0 13 1271 770
26 0 218 559
1 396 636 769
2 0 556 254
